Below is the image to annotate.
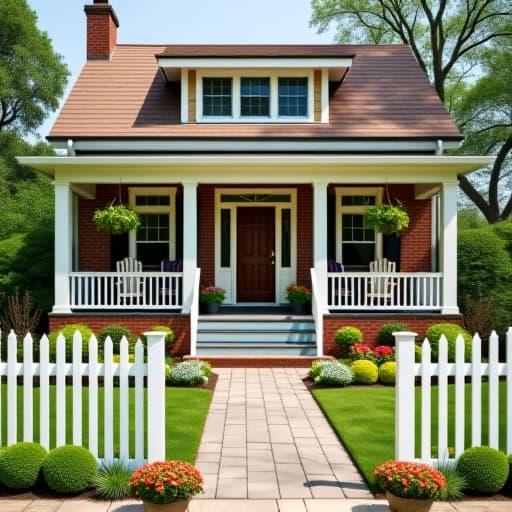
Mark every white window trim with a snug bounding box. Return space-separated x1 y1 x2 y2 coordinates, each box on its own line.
196 69 314 123
335 187 383 266
128 187 177 263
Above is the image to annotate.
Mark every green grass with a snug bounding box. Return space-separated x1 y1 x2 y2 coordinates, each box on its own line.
0 385 212 463
312 382 508 493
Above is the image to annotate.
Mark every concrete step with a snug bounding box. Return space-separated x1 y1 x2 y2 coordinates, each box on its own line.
197 331 315 343
184 354 333 368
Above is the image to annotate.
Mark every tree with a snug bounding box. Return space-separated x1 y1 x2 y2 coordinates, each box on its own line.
310 1 512 221
0 0 69 134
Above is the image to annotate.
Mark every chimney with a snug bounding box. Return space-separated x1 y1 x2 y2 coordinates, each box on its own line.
84 0 119 60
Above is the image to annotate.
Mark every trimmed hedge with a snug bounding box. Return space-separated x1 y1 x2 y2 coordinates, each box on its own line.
425 323 472 362
351 360 379 384
0 442 47 490
376 322 409 347
98 324 133 355
334 326 362 356
378 361 396 385
47 324 93 362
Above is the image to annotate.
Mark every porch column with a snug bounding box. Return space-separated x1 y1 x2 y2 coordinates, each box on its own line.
440 181 459 314
53 182 72 313
313 181 328 312
182 181 198 314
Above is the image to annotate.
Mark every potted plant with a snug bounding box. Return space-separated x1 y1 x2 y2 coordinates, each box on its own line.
199 285 226 314
374 460 446 512
130 460 203 512
93 202 141 235
364 201 409 236
286 283 312 314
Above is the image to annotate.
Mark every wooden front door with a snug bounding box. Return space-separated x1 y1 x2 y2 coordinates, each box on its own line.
237 207 275 302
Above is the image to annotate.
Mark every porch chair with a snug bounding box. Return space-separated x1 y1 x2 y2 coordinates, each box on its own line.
328 260 351 306
160 259 183 305
116 257 145 304
366 258 396 305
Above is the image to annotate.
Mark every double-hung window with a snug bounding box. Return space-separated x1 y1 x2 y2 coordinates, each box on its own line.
202 77 232 117
240 77 270 117
278 77 308 116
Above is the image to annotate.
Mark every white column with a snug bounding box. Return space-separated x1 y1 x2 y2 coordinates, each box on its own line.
313 181 328 313
182 181 198 314
440 182 459 314
53 182 72 313
145 331 166 462
394 331 417 460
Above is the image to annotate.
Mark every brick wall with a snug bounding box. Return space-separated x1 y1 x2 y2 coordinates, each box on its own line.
49 314 191 357
85 3 118 60
323 314 462 357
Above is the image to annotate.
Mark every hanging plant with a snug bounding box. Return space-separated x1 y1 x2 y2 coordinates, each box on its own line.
93 203 140 235
364 201 409 236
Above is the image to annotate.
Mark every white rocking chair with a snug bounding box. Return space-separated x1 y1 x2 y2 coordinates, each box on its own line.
116 257 145 304
366 258 396 305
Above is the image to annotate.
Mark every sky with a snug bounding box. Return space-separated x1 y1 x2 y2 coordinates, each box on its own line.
26 0 336 141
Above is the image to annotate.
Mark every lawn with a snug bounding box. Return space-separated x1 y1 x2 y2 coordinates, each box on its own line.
312 382 508 493
0 385 212 463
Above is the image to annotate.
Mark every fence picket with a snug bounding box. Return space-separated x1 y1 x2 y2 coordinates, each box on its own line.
7 331 17 446
39 335 50 450
134 339 145 466
437 334 448 460
454 335 465 458
56 333 66 447
508 328 512 455
420 339 431 461
72 331 83 446
103 336 114 463
488 331 499 449
119 336 129 461
471 333 482 447
88 335 99 459
23 334 34 442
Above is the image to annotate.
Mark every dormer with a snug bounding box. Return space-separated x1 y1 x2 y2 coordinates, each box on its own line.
156 46 353 124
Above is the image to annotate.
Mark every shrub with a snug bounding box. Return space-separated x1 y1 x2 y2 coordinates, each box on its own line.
426 323 472 362
314 360 353 386
378 361 396 385
348 343 377 363
457 446 509 494
373 345 395 364
150 325 174 345
48 323 93 362
92 460 132 500
309 359 329 379
415 344 422 362
505 454 512 495
0 442 47 490
42 445 98 494
168 360 210 386
435 460 466 501
377 322 409 347
351 359 379 384
334 326 362 356
98 324 133 355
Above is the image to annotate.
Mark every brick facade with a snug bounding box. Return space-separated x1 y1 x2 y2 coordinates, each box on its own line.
85 2 119 60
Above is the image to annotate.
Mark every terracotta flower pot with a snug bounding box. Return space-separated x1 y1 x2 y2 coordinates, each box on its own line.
386 491 434 512
142 498 191 512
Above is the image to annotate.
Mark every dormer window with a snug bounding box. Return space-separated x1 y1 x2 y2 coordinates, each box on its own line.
203 77 232 117
278 78 307 117
241 78 270 117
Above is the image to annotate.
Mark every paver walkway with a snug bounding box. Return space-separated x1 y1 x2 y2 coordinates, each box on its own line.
195 367 372 500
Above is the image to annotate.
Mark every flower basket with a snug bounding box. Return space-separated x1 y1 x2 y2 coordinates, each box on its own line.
285 283 312 304
93 203 141 234
130 460 203 508
199 285 226 305
364 202 409 236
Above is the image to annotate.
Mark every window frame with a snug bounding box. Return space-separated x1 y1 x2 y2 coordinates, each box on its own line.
196 69 314 123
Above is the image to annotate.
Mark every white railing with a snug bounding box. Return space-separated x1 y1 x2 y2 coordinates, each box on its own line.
189 268 201 357
395 328 512 463
69 272 183 309
0 329 167 467
310 268 324 357
327 272 443 310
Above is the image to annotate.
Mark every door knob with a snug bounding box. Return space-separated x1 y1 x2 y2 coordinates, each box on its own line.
270 250 275 264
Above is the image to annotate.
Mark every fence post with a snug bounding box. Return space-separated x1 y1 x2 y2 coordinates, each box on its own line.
146 331 167 462
394 331 417 461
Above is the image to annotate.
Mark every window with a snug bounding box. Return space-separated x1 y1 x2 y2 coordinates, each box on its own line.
240 77 270 117
341 214 375 267
278 77 308 116
202 77 232 117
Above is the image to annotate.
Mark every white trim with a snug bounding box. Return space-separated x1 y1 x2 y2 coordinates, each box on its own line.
196 70 314 123
321 68 329 123
440 182 458 314
214 188 297 305
180 69 188 124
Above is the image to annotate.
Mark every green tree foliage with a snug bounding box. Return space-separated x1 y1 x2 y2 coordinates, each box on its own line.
0 0 69 134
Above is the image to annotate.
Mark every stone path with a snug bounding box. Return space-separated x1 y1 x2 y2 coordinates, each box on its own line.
195 367 372 500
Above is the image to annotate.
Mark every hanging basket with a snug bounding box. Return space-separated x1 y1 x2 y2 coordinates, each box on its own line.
93 204 141 235
364 202 409 236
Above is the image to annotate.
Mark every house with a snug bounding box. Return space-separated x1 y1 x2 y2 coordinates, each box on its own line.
20 0 492 363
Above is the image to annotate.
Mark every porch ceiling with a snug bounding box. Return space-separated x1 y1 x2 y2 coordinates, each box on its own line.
18 154 493 184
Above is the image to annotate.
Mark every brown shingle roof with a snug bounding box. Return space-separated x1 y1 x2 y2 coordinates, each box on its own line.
49 44 461 140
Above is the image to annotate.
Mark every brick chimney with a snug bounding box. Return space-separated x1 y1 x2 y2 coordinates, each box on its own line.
84 0 119 60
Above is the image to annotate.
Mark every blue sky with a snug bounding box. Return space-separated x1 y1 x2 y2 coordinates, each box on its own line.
27 0 336 141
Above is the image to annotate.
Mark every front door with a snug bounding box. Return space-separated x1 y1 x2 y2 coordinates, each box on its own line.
237 207 275 302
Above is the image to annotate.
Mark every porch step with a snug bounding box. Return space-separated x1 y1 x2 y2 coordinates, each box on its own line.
184 355 333 368
196 315 317 357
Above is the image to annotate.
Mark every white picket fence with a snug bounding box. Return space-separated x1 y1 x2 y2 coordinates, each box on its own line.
0 329 167 467
395 328 512 463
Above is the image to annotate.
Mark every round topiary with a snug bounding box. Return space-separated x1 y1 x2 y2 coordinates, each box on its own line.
378 361 396 385
315 361 353 386
457 446 509 494
376 322 410 347
351 359 379 384
0 442 48 490
48 323 93 362
426 323 472 362
334 326 362 356
98 324 133 356
42 445 98 494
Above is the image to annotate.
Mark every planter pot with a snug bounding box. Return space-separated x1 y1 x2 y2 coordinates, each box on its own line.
143 499 191 512
386 491 434 512
206 302 220 314
290 302 307 315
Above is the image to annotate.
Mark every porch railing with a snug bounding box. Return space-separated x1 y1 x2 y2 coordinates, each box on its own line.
327 272 443 311
69 272 183 309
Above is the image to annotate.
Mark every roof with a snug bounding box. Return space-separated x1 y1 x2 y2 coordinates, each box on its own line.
49 44 462 141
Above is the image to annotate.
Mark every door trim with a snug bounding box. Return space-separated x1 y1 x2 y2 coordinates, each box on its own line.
214 188 297 304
